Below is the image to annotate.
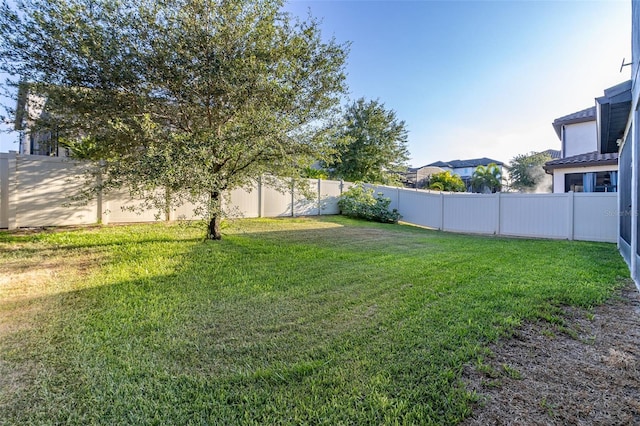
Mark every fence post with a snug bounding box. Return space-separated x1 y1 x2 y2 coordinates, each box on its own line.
291 178 295 217
164 188 171 222
0 155 7 228
317 179 322 216
101 191 111 225
7 152 18 230
567 191 575 240
258 175 264 218
96 165 103 224
495 192 501 235
439 192 445 231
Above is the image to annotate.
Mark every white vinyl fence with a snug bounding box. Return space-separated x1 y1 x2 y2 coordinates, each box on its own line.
0 153 618 243
0 153 347 229
372 185 617 243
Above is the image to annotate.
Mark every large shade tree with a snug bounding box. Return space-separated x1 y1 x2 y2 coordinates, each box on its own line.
0 0 348 239
325 98 409 185
508 151 552 192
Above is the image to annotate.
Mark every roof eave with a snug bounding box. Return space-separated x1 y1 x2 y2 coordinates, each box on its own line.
544 159 619 172
597 80 632 154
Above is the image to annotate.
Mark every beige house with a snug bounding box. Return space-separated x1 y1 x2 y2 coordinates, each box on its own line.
544 83 628 194
403 166 445 188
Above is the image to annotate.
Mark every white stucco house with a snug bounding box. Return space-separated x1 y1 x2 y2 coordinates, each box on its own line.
544 97 623 193
422 158 504 191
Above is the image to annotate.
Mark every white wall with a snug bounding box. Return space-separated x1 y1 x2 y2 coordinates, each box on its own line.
563 121 597 157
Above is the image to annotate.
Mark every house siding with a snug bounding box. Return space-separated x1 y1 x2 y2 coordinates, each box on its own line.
563 121 597 157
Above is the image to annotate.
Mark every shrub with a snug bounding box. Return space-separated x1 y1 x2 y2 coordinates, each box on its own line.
338 184 401 223
428 171 466 192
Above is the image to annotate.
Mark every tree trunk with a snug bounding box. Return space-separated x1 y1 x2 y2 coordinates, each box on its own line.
207 191 222 240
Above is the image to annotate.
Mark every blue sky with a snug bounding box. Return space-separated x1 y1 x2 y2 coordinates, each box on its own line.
0 0 632 168
286 0 632 167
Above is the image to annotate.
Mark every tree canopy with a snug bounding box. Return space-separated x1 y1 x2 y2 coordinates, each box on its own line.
0 0 349 239
428 171 466 192
508 151 552 192
471 163 502 193
325 98 409 185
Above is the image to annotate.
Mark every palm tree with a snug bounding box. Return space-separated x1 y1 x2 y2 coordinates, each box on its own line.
471 163 502 193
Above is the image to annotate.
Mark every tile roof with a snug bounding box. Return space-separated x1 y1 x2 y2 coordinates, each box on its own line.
552 106 596 139
424 157 504 169
544 151 618 171
541 149 561 159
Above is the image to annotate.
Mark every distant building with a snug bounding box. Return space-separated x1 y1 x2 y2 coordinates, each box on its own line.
541 149 561 160
14 85 68 157
403 166 445 188
420 157 504 191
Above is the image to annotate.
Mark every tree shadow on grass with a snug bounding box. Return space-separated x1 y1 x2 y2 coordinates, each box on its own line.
0 222 631 424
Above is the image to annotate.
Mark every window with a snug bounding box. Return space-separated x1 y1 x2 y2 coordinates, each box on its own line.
564 171 617 193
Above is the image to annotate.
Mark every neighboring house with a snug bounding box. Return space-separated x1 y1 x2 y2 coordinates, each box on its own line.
403 166 445 188
606 0 638 285
544 102 621 193
541 149 562 160
13 86 68 157
424 158 504 191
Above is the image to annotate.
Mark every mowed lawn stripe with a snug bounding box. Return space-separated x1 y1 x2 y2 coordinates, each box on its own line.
0 217 629 424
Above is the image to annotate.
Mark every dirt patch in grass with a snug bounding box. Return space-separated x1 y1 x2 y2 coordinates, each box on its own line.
463 283 640 425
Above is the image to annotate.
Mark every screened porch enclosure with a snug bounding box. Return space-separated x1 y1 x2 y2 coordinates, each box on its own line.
564 171 618 193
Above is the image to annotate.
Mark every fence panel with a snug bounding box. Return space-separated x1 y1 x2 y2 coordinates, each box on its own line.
16 156 97 227
319 179 342 215
293 179 320 216
263 182 292 217
370 185 400 211
226 186 260 218
573 193 617 242
443 194 497 234
170 200 204 221
0 154 9 228
397 189 442 229
500 193 569 239
103 190 163 224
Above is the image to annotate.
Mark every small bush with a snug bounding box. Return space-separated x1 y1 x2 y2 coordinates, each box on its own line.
338 184 401 223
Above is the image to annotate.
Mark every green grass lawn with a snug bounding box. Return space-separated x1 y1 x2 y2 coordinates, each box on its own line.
0 216 630 425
